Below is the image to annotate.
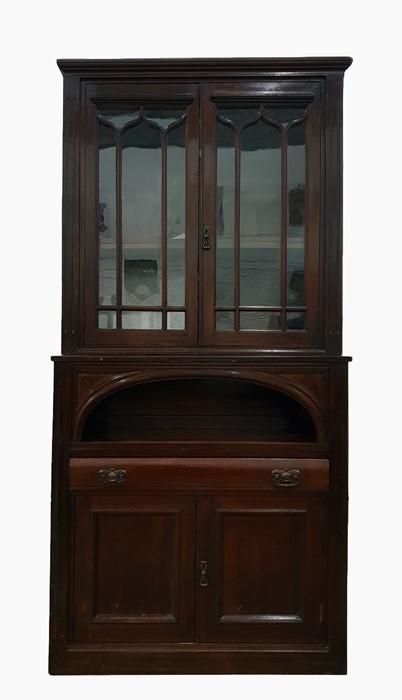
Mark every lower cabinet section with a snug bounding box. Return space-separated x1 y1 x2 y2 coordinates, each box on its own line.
49 361 349 674
47 455 347 674
71 476 328 648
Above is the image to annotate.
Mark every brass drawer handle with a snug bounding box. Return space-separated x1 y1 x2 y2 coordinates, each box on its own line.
98 468 127 484
272 468 300 488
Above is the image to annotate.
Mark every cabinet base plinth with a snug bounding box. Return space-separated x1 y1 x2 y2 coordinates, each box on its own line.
49 644 346 675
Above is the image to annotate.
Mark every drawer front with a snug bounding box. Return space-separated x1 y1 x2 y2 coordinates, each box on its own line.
69 458 329 491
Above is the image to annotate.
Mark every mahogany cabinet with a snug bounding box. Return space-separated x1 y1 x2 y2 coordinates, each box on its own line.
49 58 352 674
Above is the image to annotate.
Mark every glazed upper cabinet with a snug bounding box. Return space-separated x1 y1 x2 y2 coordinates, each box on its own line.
59 62 347 352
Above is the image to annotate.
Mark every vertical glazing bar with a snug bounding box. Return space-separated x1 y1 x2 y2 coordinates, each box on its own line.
116 129 122 329
234 130 241 331
161 130 167 330
280 127 287 331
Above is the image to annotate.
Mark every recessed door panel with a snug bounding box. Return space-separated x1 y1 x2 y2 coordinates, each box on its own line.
73 493 196 643
197 494 327 644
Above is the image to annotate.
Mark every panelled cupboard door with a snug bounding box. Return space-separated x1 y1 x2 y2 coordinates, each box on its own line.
73 493 196 643
72 491 327 646
197 494 327 644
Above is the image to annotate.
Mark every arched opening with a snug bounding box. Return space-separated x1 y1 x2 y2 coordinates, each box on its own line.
81 377 317 443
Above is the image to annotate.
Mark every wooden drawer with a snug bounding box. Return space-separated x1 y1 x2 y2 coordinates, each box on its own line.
69 457 329 491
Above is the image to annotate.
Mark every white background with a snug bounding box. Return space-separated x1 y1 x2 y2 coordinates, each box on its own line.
1 1 401 697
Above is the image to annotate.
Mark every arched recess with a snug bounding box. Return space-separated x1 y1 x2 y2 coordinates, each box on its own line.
75 371 324 443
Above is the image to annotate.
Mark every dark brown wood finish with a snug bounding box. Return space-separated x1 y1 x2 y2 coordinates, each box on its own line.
201 81 322 348
50 58 352 675
197 493 327 644
73 493 196 643
61 75 80 354
324 73 346 353
83 82 200 348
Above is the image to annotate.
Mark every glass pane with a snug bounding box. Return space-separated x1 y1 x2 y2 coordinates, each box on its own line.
145 109 185 131
240 120 281 306
99 249 116 305
122 311 162 329
98 311 116 329
98 109 140 129
216 120 235 307
264 107 306 128
287 270 305 308
240 312 280 330
218 107 260 130
98 124 116 303
122 122 162 306
167 311 185 330
286 312 305 330
216 311 234 330
167 123 186 306
123 259 160 305
287 121 305 306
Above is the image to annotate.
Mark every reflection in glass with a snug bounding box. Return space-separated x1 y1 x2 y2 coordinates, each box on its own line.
213 104 310 334
240 312 280 330
98 109 140 129
287 121 306 306
286 312 305 330
122 311 162 329
218 107 259 131
264 107 306 128
98 124 116 304
216 120 235 307
145 109 185 131
240 120 281 306
216 311 234 330
122 122 162 306
99 249 116 306
123 258 160 306
167 311 185 330
287 270 304 308
97 106 188 332
167 123 186 306
98 311 116 329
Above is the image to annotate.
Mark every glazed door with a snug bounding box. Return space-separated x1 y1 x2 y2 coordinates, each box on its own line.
200 82 322 348
197 493 327 644
73 493 196 643
83 82 199 348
